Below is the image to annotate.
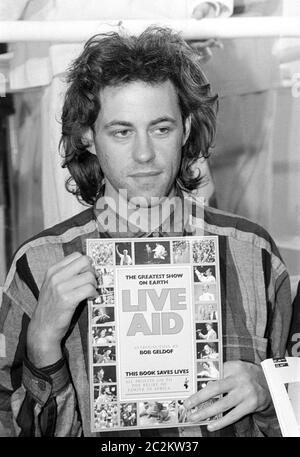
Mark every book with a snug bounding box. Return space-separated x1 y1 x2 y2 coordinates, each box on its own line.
87 235 223 432
261 357 300 437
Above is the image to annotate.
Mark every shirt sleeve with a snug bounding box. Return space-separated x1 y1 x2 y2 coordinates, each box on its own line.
0 258 82 437
188 0 234 18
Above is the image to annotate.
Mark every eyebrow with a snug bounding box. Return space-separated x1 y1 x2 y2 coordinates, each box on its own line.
104 116 178 129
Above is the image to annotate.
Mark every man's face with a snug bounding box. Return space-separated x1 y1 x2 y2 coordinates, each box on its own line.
94 80 190 206
204 345 210 354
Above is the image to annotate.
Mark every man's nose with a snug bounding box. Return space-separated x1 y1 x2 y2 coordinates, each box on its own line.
132 133 155 163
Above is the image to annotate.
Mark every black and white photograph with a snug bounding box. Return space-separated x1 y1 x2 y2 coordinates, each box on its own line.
94 403 119 430
197 342 219 360
172 240 190 264
196 322 218 341
139 401 177 427
93 346 116 364
93 365 116 384
134 241 171 264
195 302 218 321
194 283 217 303
89 241 114 266
91 306 115 325
197 380 210 391
192 239 216 264
197 360 220 379
115 242 133 266
120 403 138 427
193 265 216 283
94 384 118 404
92 326 116 346
0 0 299 439
93 287 115 306
95 266 114 287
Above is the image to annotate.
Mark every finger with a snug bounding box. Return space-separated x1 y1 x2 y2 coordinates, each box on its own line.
188 394 235 423
59 271 98 293
48 255 94 284
184 377 235 409
214 39 224 49
47 252 83 275
206 403 246 432
68 283 98 305
191 38 217 48
190 40 210 49
200 49 213 62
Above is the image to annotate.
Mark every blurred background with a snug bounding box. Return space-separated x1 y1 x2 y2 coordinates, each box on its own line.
0 0 299 299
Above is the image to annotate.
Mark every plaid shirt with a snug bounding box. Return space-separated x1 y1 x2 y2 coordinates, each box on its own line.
0 200 292 437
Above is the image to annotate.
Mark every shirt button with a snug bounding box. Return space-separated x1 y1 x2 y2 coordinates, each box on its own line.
38 380 47 391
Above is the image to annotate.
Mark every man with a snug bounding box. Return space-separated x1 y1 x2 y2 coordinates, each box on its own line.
152 243 167 261
197 361 219 378
199 284 215 301
199 343 219 359
91 308 110 325
116 245 133 266
1 0 233 246
204 268 216 283
0 27 292 437
197 323 217 340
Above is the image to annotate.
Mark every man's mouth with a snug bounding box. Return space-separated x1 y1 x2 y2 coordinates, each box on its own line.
129 170 162 177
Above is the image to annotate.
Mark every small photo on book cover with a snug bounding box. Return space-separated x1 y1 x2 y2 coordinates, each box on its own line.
93 346 116 364
172 240 191 264
93 287 115 306
197 360 220 379
197 342 219 360
91 306 115 325
194 283 217 303
196 322 218 341
192 239 216 264
134 240 171 265
92 326 116 346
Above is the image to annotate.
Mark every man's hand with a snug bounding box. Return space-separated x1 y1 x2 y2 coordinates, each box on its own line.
189 38 222 63
190 2 223 62
27 252 98 368
184 361 272 431
192 2 219 19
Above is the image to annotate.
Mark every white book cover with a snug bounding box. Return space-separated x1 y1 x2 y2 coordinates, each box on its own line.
87 235 223 432
261 357 300 437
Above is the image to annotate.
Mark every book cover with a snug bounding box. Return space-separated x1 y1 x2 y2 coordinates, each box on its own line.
87 236 223 432
261 357 300 437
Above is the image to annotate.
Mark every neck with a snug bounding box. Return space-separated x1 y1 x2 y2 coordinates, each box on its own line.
94 183 184 237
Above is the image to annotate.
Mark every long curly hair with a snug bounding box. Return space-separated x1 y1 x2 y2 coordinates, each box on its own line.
60 26 218 205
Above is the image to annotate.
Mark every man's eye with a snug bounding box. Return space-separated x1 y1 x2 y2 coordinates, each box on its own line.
113 129 132 138
154 127 170 135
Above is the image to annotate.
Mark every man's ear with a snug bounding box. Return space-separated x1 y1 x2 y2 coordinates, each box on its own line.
182 115 192 146
84 128 97 155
